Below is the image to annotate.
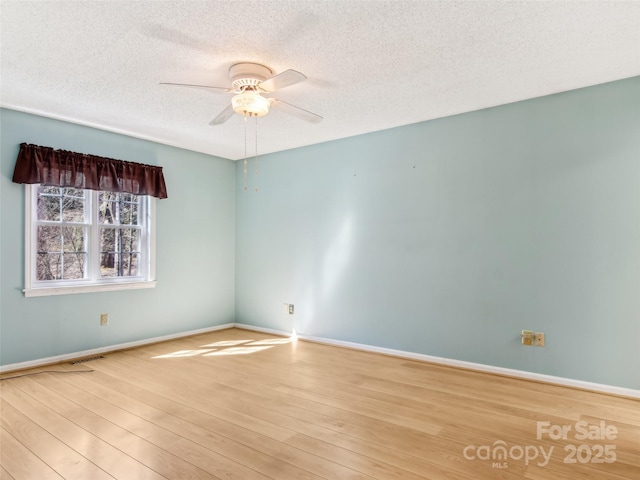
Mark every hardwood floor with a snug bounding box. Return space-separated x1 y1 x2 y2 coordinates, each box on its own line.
1 327 638 479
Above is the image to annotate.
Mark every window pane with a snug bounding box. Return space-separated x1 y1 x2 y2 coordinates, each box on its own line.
100 253 139 277
99 192 139 225
37 253 62 280
61 190 85 222
121 200 139 225
100 228 140 253
62 253 85 279
99 192 116 224
37 226 62 252
100 252 115 277
127 194 139 225
100 227 141 278
122 253 139 276
100 228 115 252
121 229 140 252
62 226 86 253
35 226 86 280
37 187 86 222
37 192 61 221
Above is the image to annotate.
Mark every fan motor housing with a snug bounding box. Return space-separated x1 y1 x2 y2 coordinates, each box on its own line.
231 91 270 117
230 62 272 91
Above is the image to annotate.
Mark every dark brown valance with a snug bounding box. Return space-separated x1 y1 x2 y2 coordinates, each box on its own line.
12 143 168 199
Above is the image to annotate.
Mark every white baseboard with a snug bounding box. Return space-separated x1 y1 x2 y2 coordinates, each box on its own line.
4 321 638 399
0 323 235 373
234 323 640 399
233 323 291 337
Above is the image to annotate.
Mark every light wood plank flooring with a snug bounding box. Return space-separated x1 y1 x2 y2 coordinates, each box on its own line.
1 327 638 479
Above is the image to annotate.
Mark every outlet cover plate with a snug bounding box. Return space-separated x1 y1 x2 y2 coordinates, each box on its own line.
521 330 533 346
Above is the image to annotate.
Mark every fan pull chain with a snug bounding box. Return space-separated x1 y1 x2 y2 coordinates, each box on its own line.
243 115 248 192
254 115 259 192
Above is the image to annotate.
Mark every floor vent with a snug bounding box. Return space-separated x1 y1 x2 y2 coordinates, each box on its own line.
70 355 105 365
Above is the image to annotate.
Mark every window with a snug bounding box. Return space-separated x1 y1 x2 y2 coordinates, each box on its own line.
13 143 166 296
24 185 156 296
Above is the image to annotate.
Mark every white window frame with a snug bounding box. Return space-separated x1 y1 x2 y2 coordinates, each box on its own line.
24 185 156 297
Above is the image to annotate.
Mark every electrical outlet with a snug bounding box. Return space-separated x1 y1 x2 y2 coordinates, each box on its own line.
521 330 533 346
100 313 109 326
535 332 545 347
288 304 294 315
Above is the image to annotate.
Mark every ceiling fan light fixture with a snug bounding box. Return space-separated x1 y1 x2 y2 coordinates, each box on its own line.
231 91 270 117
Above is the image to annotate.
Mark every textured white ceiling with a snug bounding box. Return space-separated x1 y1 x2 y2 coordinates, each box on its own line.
1 1 639 160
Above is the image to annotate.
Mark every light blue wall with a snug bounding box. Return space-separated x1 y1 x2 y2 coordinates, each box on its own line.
235 77 640 389
2 78 639 390
0 109 236 366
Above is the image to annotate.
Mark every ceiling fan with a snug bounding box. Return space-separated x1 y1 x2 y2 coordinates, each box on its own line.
161 62 323 125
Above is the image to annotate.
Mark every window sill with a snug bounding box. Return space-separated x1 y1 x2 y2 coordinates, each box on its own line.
24 280 157 297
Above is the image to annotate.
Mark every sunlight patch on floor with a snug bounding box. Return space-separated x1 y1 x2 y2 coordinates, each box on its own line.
152 333 298 359
200 340 253 347
203 346 273 356
152 349 214 358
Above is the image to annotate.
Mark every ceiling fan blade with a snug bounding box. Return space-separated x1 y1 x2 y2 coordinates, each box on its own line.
271 99 323 123
209 104 235 125
160 82 232 94
259 69 307 93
